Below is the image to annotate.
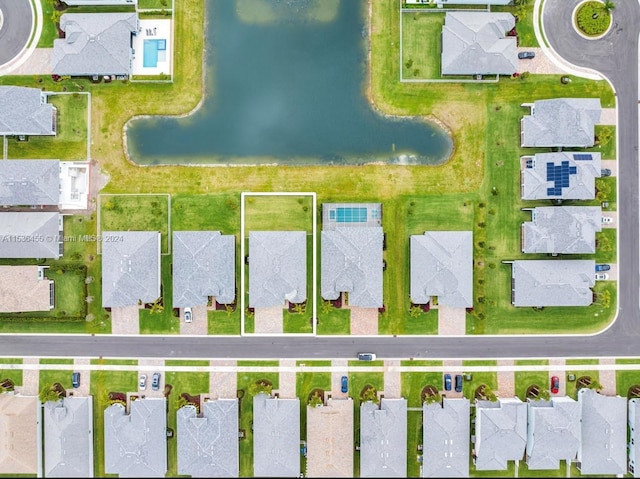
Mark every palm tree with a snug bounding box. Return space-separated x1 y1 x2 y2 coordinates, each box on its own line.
603 0 615 12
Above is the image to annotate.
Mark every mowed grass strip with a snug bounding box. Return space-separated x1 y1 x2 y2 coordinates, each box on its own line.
401 12 443 79
243 195 314 234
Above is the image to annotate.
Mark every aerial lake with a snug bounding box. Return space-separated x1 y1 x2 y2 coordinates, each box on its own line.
126 0 453 166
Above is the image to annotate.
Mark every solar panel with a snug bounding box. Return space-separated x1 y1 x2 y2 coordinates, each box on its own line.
547 187 555 196
573 154 593 161
570 166 577 174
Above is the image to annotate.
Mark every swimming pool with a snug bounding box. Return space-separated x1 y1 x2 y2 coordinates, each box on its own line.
143 39 167 68
330 207 368 223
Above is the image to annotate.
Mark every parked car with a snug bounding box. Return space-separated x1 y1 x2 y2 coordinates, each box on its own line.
455 375 463 393
602 216 613 224
341 376 348 393
357 353 376 361
139 374 147 390
551 376 560 394
601 168 612 177
72 372 81 389
184 307 192 323
152 372 161 391
595 273 609 281
518 51 535 59
444 374 452 391
560 76 572 84
601 201 609 209
595 264 611 272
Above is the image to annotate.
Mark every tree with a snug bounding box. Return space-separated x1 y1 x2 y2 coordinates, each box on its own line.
308 391 323 407
409 305 423 318
423 392 442 405
603 0 615 12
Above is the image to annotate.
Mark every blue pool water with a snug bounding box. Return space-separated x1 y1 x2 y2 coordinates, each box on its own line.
332 207 368 223
143 39 167 68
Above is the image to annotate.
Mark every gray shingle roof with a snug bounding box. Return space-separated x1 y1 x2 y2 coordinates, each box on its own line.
441 12 517 75
104 398 167 477
43 397 94 478
52 13 138 76
0 87 56 136
249 231 306 308
0 212 62 258
101 231 160 308
422 398 470 478
410 231 473 307
521 98 602 147
177 400 239 478
475 398 527 471
628 399 640 477
321 227 383 308
521 152 602 200
511 260 595 307
172 231 235 308
253 393 300 477
360 398 407 478
525 397 580 470
522 206 602 254
577 389 627 475
0 160 60 206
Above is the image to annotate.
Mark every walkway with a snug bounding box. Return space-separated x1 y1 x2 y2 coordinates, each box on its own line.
383 359 401 398
497 359 514 398
278 359 296 398
209 359 237 399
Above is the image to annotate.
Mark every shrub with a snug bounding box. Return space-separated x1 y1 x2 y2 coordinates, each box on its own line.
576 2 611 36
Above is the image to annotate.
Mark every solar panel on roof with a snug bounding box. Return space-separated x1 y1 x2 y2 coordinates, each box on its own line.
573 154 593 161
547 187 555 196
570 166 577 174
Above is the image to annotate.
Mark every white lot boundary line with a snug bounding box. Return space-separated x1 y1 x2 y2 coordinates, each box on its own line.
240 191 317 336
3 362 639 373
96 193 171 255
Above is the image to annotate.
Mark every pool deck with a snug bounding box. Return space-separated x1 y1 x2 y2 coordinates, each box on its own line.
132 18 173 77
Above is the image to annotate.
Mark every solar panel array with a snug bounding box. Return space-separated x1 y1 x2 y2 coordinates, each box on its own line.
573 154 593 161
546 160 578 196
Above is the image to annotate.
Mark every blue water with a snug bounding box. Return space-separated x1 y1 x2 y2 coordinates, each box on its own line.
127 0 453 165
336 207 367 223
143 39 159 68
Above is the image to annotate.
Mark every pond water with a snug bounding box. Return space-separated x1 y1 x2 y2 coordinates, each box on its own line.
126 0 452 165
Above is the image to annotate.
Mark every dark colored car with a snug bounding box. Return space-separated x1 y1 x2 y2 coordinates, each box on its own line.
455 375 463 393
152 372 161 391
601 168 612 177
596 264 611 272
357 353 376 361
72 372 81 389
518 51 535 59
444 374 452 391
341 376 348 393
551 376 560 394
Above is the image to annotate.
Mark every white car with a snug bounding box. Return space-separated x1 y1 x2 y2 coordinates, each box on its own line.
595 273 609 281
601 216 613 224
139 374 147 390
184 307 192 323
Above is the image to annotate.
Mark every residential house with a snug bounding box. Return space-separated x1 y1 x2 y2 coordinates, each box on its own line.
0 160 59 207
521 152 602 200
521 98 602 147
577 388 627 475
306 398 354 477
360 398 407 477
422 398 470 478
172 231 235 309
474 398 527 471
521 206 602 255
321 203 383 308
525 397 580 470
253 393 300 477
0 86 56 136
441 12 517 76
628 398 640 477
248 231 306 308
177 399 239 478
52 13 139 77
0 392 41 475
101 231 161 308
104 397 167 477
0 266 54 313
43 396 94 477
509 260 595 307
410 231 473 308
0 212 63 259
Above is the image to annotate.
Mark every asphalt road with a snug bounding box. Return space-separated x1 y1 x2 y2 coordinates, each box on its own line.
0 0 638 360
0 0 33 66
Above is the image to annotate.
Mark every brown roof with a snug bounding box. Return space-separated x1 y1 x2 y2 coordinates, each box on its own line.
0 266 52 313
0 393 39 474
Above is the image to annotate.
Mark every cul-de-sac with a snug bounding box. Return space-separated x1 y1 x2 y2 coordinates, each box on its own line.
0 0 638 477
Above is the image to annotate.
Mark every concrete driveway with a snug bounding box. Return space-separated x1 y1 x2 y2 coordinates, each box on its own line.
517 47 566 75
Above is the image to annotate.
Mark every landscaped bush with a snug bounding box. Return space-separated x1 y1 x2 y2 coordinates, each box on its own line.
576 2 611 36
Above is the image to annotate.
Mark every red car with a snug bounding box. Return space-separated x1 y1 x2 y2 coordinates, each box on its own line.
551 376 560 394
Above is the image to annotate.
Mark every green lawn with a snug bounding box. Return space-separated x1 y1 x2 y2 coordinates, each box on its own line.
243 195 314 233
139 255 179 334
615 369 640 398
316 305 350 335
493 3 538 47
0 358 23 387
515 369 549 400
462 361 497 400
208 309 241 335
7 93 88 160
99 194 170 253
519 460 566 477
38 0 58 48
564 368 599 399
165 368 209 476
171 193 240 233
583 125 616 159
401 12 443 80
90 361 138 477
138 0 172 9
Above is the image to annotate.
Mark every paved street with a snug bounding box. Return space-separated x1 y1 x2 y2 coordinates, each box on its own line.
0 0 32 66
